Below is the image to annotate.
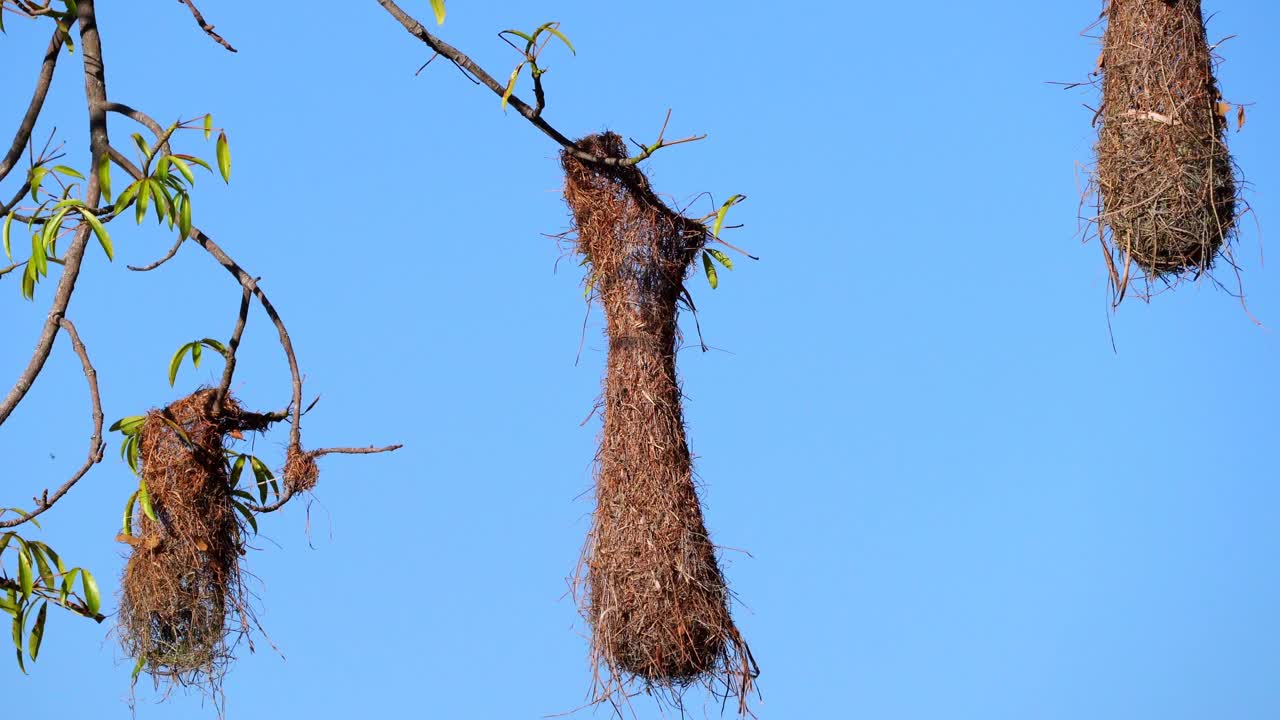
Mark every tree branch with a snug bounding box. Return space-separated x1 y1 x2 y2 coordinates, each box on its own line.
174 0 236 52
373 0 703 167
0 318 104 530
0 0 110 427
0 577 106 623
0 25 62 184
214 283 252 410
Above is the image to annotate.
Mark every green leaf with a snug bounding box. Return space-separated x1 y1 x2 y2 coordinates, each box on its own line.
702 252 718 289
203 114 213 140
17 546 33 600
97 153 112 203
125 434 140 475
134 179 150 224
536 22 576 55
51 165 84 180
148 179 172 225
249 456 274 503
59 568 79 606
12 614 25 674
80 570 100 616
110 415 146 434
177 193 192 239
131 654 146 682
232 501 258 534
200 338 228 355
430 0 446 25
169 342 193 386
81 209 113 261
27 602 46 661
137 481 157 523
712 193 746 238
173 154 213 173
131 133 152 162
28 167 47 202
502 62 524 110
215 131 231 183
229 454 247 488
3 211 13 260
30 231 48 279
0 596 16 619
707 248 734 270
122 491 138 536
21 263 36 300
168 155 196 184
114 180 141 211
30 544 55 589
191 341 203 368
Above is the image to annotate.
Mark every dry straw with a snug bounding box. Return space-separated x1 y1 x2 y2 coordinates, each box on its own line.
1092 0 1240 296
562 133 757 713
118 388 274 688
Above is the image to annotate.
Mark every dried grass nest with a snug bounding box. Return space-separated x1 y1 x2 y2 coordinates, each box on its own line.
118 389 279 687
1092 0 1241 291
563 133 757 712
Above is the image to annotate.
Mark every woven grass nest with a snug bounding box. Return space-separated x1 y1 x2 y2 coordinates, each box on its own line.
562 133 757 712
1093 0 1240 291
118 389 278 688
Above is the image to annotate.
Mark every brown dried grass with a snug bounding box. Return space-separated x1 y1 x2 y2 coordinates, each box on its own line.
562 133 756 713
118 389 272 688
1092 0 1239 291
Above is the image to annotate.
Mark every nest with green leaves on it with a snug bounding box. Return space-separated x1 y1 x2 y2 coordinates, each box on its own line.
118 389 277 688
1092 0 1241 292
562 133 757 713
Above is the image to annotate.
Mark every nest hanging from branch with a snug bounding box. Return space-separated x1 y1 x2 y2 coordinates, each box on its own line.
1092 0 1240 293
118 389 275 687
562 133 756 711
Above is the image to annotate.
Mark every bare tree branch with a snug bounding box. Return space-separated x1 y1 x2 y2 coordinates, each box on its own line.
0 25 62 184
214 284 253 410
0 318 104 530
174 0 236 52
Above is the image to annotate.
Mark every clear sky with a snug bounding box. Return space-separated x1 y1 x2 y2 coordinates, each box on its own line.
2 1 1279 718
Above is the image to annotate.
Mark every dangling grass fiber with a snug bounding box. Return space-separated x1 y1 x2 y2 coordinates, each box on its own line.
118 389 273 692
563 133 757 714
1092 0 1241 295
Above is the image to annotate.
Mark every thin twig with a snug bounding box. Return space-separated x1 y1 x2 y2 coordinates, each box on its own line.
174 0 236 52
0 318 104 529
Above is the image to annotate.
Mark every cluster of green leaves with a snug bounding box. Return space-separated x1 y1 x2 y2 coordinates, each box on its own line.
700 194 745 289
104 116 230 240
0 520 101 672
2 115 230 300
498 21 576 110
167 338 228 387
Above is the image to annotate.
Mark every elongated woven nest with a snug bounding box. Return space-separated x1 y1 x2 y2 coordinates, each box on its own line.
118 389 274 688
563 133 756 712
1092 0 1239 291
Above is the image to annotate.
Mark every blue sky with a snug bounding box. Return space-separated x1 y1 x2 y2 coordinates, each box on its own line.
2 1 1279 717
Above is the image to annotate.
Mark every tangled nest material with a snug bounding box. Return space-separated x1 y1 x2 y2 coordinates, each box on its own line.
563 133 756 713
118 389 277 688
1091 0 1241 296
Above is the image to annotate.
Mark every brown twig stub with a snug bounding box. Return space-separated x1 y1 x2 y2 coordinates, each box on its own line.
563 133 756 713
1090 0 1241 299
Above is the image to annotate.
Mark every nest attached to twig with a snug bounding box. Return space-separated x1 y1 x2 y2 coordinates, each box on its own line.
1092 0 1239 290
118 389 274 688
563 133 756 712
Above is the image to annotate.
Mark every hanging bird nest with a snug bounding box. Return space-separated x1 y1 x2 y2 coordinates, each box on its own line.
562 133 757 712
118 388 276 688
1091 0 1241 295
